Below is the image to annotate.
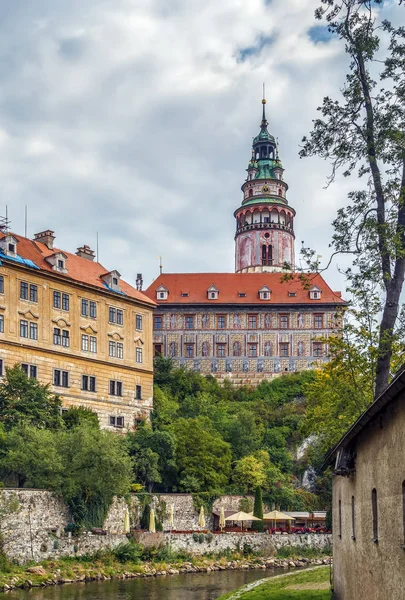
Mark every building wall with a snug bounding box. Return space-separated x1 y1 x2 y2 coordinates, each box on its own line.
235 229 295 273
332 392 405 600
153 305 335 385
0 262 154 429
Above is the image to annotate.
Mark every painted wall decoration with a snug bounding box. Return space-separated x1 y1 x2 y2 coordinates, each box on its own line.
264 341 273 356
202 341 210 357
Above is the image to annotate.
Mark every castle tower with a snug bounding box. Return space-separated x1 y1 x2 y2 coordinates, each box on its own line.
235 96 295 273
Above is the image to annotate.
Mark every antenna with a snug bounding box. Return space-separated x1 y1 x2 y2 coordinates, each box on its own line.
158 256 163 275
0 206 10 234
263 82 265 100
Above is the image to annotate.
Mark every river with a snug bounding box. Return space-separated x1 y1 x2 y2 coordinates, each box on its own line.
4 568 296 600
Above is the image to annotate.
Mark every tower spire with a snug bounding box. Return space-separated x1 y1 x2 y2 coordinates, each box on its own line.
261 83 267 127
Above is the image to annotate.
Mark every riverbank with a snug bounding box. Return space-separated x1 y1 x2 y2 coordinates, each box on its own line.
0 551 331 592
217 566 331 599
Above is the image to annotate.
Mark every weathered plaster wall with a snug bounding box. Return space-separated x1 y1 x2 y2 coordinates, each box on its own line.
332 392 405 600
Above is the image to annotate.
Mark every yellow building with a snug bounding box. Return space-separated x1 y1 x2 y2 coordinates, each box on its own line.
0 229 156 429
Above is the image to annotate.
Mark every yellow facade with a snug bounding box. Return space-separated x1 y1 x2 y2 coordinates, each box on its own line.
0 260 154 430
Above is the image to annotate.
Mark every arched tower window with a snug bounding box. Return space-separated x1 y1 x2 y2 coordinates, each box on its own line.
278 188 283 197
262 245 273 266
249 188 253 197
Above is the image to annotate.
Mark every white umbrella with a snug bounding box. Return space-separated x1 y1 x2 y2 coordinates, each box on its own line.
263 510 294 531
123 508 130 534
198 505 206 528
225 511 261 531
219 507 226 531
149 508 156 533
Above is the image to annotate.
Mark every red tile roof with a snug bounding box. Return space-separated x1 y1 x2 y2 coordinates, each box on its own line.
3 233 156 307
144 272 345 305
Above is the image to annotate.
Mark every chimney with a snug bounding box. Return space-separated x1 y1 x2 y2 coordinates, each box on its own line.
76 245 96 261
34 230 55 250
136 273 143 291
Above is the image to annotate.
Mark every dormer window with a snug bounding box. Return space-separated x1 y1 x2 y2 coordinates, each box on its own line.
309 286 322 300
0 234 18 258
238 292 246 298
207 284 219 300
156 285 168 301
259 285 271 301
45 252 68 274
101 270 121 292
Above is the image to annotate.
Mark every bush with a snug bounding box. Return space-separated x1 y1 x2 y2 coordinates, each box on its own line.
113 542 142 564
205 532 213 543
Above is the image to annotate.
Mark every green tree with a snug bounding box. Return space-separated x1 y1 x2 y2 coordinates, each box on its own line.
301 0 405 397
62 406 99 430
170 418 232 492
0 365 62 431
253 486 264 532
0 425 63 488
233 454 268 493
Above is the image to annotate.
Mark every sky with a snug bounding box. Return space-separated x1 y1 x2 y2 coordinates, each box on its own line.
0 0 401 293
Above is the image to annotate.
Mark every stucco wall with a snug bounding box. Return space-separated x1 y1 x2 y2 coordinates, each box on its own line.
332 392 405 600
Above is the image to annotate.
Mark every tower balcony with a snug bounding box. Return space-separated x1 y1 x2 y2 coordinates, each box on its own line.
235 221 294 235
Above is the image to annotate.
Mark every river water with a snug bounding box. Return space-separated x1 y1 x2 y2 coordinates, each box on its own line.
5 568 292 600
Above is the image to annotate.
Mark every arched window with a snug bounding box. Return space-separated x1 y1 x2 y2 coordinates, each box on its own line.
338 499 342 539
351 496 356 540
249 188 253 197
372 488 378 542
278 188 283 197
268 245 273 265
262 245 267 265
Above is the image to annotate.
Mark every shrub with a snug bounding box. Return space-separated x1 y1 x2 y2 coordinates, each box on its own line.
205 532 213 543
113 542 142 564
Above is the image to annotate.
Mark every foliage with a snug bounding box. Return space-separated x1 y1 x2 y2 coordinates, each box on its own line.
62 406 99 430
0 365 63 431
113 541 142 563
192 492 220 514
300 0 405 398
238 497 253 513
253 487 264 532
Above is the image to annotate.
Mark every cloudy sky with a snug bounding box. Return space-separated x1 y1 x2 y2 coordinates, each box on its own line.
0 0 401 293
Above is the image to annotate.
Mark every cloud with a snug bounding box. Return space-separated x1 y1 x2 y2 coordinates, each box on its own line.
0 0 401 298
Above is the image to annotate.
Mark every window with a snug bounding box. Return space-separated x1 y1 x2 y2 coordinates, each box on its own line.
117 309 123 325
53 291 61 309
248 343 257 357
21 363 37 379
280 342 289 357
154 316 163 330
181 292 189 297
154 344 162 356
351 496 356 540
238 292 246 298
8 243 15 253
117 342 124 359
109 415 124 428
372 488 378 542
113 277 118 286
314 314 324 329
109 341 116 357
248 315 257 329
62 330 70 347
0 276 3 294
339 499 342 539
217 343 226 357
29 322 38 340
136 314 143 330
313 342 323 357
54 369 69 388
30 285 38 303
20 320 28 338
90 301 97 318
109 307 116 323
57 259 64 269
0 315 3 333
82 335 89 351
109 380 123 396
185 344 194 358
62 293 69 311
90 336 97 353
20 281 28 300
82 375 96 392
54 328 69 346
288 292 296 297
185 315 194 329
0 359 3 376
279 315 289 329
159 292 166 299
136 347 143 363
217 315 226 329
81 299 89 316
135 385 142 400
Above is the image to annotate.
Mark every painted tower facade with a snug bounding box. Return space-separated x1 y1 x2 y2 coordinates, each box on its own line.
235 99 295 273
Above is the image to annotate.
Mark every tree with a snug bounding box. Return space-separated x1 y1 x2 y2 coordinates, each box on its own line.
233 454 268 493
253 486 264 532
301 0 405 397
0 425 63 489
0 365 62 430
62 406 99 430
169 417 232 492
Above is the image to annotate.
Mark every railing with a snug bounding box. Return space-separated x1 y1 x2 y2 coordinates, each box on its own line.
236 222 293 234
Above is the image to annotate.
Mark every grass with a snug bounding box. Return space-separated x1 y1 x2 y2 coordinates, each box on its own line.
275 546 331 559
217 566 332 600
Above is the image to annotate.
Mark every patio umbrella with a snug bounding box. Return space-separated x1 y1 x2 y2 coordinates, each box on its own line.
219 507 226 531
123 508 130 534
198 505 206 528
169 504 174 528
263 510 294 530
149 508 156 533
225 511 261 532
